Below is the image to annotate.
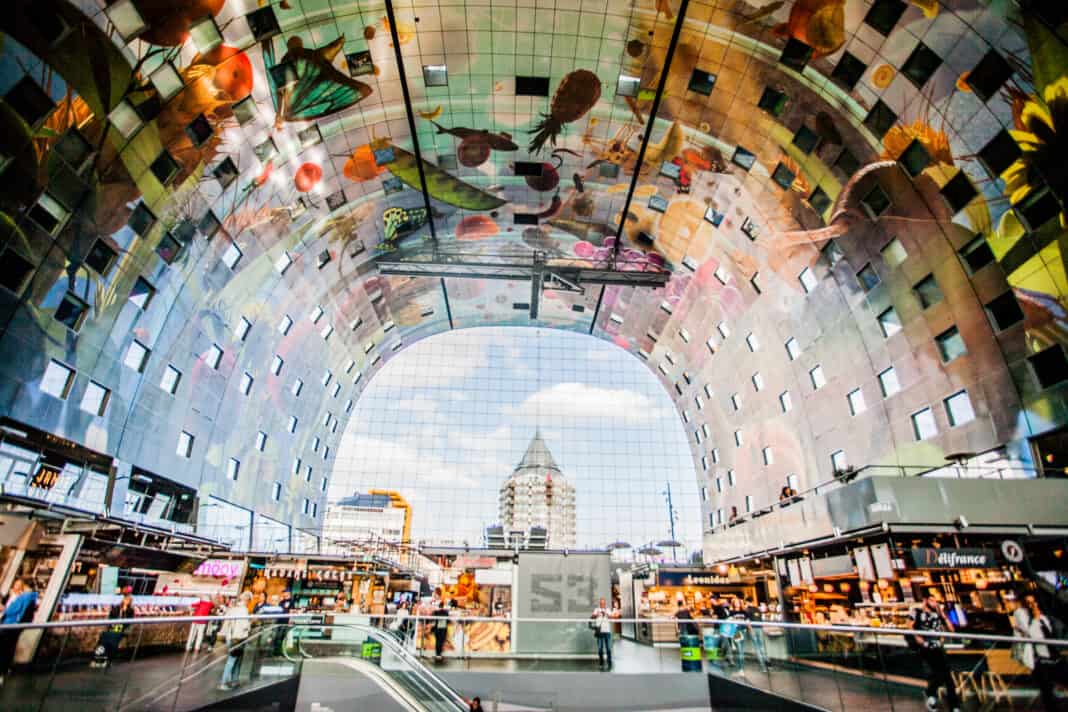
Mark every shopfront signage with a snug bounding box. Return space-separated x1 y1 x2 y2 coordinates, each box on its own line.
30 464 61 490
909 548 997 569
1001 540 1024 563
657 571 735 586
193 559 244 579
455 556 497 569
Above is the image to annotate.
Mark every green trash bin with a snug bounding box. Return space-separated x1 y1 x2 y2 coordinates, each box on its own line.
361 637 382 666
679 634 702 672
702 628 721 661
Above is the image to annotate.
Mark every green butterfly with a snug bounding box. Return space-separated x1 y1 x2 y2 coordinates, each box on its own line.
263 36 372 128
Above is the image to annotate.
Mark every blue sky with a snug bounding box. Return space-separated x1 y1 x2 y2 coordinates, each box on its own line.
329 327 701 557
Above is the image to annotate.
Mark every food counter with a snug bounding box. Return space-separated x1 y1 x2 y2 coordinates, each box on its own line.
39 595 201 658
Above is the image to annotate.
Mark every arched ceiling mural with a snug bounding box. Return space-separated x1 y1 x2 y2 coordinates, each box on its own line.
0 0 1065 552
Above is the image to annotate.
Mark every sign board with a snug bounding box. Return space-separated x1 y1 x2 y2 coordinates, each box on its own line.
1001 540 1024 564
30 464 61 490
455 556 497 569
193 559 244 579
909 548 998 569
515 552 610 654
657 570 736 586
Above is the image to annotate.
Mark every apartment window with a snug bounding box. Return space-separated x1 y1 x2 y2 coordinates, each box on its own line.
914 274 943 309
745 333 760 352
864 100 898 140
704 384 714 399
727 470 737 487
270 355 284 375
40 360 75 399
682 410 691 423
714 266 730 285
255 431 267 451
702 423 712 440
732 146 756 171
205 344 223 370
710 448 720 464
758 86 788 116
878 307 902 337
847 388 866 415
161 365 182 394
935 326 967 363
310 305 324 324
302 499 310 516
985 291 1024 331
772 162 797 190
124 339 150 372
745 495 754 513
177 431 195 458
798 267 818 293
809 365 826 390
978 130 1021 178
715 477 723 494
331 381 341 398
959 235 995 274
821 239 845 267
941 171 978 214
717 321 730 339
878 367 901 397
287 416 298 434
857 263 880 292
752 372 765 392
779 391 793 413
239 371 253 395
278 315 293 335
901 42 942 88
323 446 330 461
272 482 281 501
831 51 866 90
345 399 354 414
55 292 89 331
715 509 723 526
292 457 302 475
750 272 763 294
227 458 240 481
701 457 709 472
694 429 703 445
1029 345 1068 390
350 317 363 332
784 337 801 361
695 396 704 410
235 317 252 341
809 186 832 215
831 449 848 473
730 393 742 411
762 447 774 466
880 238 907 268
275 251 292 274
312 436 321 453
221 242 242 270
787 473 800 492
734 430 743 447
0 248 34 296
944 390 976 427
911 407 938 440
292 379 304 397
779 37 814 72
304 465 313 483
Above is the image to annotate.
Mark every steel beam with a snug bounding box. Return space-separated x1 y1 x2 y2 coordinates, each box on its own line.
378 258 669 287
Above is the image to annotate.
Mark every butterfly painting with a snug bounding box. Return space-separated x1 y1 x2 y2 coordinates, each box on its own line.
264 35 373 129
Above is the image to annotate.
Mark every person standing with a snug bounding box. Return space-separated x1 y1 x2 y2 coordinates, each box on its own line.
1022 597 1061 712
431 599 450 662
186 594 214 653
911 595 961 712
389 601 411 644
220 592 253 689
591 597 620 669
0 580 37 685
96 590 135 668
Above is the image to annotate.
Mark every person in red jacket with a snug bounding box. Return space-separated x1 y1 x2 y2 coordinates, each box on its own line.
186 595 215 653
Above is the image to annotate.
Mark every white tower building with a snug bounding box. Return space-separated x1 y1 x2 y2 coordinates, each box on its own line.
498 431 576 549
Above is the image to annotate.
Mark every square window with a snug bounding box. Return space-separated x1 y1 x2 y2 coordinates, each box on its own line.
792 125 821 155
310 305 324 323
239 371 253 395
278 315 293 335
345 399 354 414
935 326 967 362
857 263 880 292
717 321 731 339
127 203 156 236
599 162 619 179
771 162 796 190
325 189 347 212
221 241 242 270
54 292 88 331
0 250 34 296
205 344 223 370
177 431 195 458
321 478 329 493
798 266 818 293
423 64 448 87
321 324 334 341
915 273 945 310
785 337 801 360
734 430 743 447
758 86 788 116
231 96 256 125
901 42 942 88
944 390 976 427
978 130 1021 177
275 251 293 273
108 99 143 139
124 339 149 372
731 393 742 411
710 448 720 464
847 388 866 415
861 185 892 218
750 272 762 294
213 157 239 188
780 391 793 412
272 482 281 501
732 146 756 171
714 266 730 284
831 450 848 473
809 186 831 215
762 447 774 466
255 431 267 451
863 100 898 140
898 138 932 177
780 37 814 72
235 317 252 341
960 235 995 274
878 307 902 337
985 291 1024 331
161 365 182 394
148 62 183 101
616 74 640 97
245 5 281 40
911 407 938 440
752 372 765 391
317 250 331 270
1014 185 1061 232
129 277 155 310
292 379 304 397
834 148 860 179
184 113 213 147
156 233 182 264
227 458 240 481
28 193 69 234
878 367 901 397
149 150 180 185
941 171 978 213
5 76 55 129
746 332 760 352
810 365 826 390
967 50 1014 102
688 69 717 95
41 360 75 399
288 416 298 434
831 52 867 92
271 355 284 375
104 0 146 40
864 0 906 36
880 238 908 268
821 239 845 268
322 370 332 387
1029 345 1068 389
705 337 716 355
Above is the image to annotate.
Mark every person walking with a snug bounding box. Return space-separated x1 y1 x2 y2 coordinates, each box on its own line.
431 598 450 662
0 580 37 685
591 597 620 669
911 595 961 712
389 601 411 644
220 592 253 689
1021 597 1062 711
186 594 214 653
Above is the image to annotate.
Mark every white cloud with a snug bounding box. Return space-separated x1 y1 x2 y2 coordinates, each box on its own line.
512 382 669 423
332 435 479 491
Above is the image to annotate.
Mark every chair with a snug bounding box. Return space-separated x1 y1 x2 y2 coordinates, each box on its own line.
980 648 1029 709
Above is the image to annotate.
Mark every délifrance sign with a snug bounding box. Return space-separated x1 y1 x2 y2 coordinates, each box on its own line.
909 548 998 569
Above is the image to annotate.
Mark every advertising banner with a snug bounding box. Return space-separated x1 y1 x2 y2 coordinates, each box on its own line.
515 552 610 654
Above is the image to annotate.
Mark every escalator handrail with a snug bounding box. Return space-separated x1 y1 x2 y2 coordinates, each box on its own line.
310 656 461 712
289 623 469 710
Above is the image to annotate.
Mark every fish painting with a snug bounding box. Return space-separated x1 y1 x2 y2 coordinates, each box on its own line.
431 122 518 151
264 36 373 129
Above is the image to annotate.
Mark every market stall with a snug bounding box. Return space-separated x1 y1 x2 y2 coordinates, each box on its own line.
633 567 760 644
414 550 514 655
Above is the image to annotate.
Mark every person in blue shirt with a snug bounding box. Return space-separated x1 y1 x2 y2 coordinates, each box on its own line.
0 579 38 685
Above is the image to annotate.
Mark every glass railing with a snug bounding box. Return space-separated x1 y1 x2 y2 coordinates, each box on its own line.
0 614 1064 711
